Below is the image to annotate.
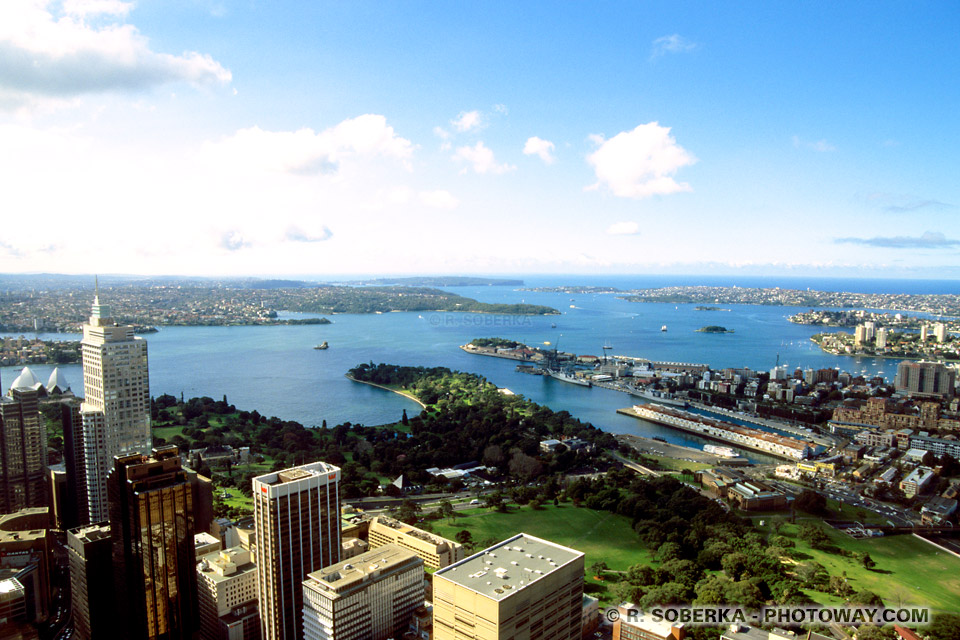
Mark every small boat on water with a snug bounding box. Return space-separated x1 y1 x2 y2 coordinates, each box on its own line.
661 325 668 332
704 444 738 458
314 341 329 350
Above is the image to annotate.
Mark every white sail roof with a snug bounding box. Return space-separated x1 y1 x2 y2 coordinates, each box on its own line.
11 366 43 391
47 367 71 393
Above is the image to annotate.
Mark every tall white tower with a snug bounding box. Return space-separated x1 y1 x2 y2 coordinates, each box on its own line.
79 280 152 522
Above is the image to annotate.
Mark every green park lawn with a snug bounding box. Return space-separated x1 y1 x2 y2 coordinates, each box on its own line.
771 521 960 612
430 503 651 604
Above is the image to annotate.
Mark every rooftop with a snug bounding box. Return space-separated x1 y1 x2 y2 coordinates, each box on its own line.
254 461 339 487
67 523 111 544
371 516 454 548
306 544 421 596
197 547 257 582
434 533 583 601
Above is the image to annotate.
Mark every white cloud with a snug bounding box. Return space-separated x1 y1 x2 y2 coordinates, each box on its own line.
523 136 555 164
0 0 231 108
606 221 640 236
792 136 836 152
199 114 415 175
62 0 132 17
220 230 250 251
452 110 482 132
285 225 333 243
418 190 459 210
453 141 515 175
433 126 450 140
651 34 697 59
586 122 696 198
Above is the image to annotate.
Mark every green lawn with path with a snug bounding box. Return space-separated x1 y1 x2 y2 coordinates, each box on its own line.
758 520 960 612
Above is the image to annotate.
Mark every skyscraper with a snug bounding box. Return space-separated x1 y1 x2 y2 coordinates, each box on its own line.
60 399 88 528
109 446 197 640
253 462 341 640
80 283 152 522
67 522 114 640
0 368 47 513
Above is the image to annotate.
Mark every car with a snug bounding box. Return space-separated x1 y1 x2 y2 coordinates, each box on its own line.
469 499 480 505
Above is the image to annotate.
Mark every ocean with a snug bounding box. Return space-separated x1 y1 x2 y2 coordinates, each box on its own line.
3 275 956 458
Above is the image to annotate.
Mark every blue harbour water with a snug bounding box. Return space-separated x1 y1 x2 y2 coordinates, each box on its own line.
3 275 958 457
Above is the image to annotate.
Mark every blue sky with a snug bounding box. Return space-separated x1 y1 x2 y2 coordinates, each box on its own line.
1 1 958 278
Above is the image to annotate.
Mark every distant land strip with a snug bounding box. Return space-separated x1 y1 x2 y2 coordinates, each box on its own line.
619 286 960 316
0 281 557 333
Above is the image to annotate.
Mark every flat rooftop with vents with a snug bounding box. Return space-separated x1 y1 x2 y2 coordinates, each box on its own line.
435 533 582 601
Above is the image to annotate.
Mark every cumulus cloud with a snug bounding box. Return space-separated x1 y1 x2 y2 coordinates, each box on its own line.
835 231 960 249
606 222 641 236
792 136 836 152
285 226 333 243
523 136 555 164
586 122 696 198
418 190 459 210
452 110 482 132
220 230 250 251
0 0 231 107
650 34 697 59
199 114 415 175
453 141 515 175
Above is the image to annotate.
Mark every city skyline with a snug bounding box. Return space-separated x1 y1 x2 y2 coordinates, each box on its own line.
1 1 958 278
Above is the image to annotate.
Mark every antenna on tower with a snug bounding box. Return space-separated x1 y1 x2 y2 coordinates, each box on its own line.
94 275 100 303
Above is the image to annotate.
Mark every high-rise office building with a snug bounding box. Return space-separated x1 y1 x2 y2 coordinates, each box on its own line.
60 399 88 528
109 447 197 640
433 533 584 640
67 523 114 640
253 462 341 640
80 284 153 522
302 544 424 640
0 370 47 513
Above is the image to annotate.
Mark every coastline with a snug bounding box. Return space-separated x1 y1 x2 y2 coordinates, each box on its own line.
345 374 426 409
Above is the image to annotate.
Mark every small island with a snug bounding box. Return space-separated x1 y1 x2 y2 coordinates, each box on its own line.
696 325 734 333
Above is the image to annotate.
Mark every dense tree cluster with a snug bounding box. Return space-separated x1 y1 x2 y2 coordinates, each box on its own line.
155 364 616 501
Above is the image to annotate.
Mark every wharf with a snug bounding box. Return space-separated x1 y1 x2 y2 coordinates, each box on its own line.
618 406 806 462
686 401 835 447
